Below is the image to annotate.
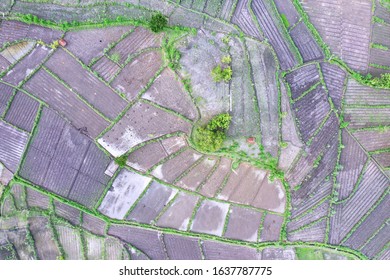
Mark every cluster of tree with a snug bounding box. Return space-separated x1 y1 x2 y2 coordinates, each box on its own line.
192 113 232 153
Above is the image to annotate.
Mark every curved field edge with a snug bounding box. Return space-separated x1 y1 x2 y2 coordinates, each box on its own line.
0 178 365 260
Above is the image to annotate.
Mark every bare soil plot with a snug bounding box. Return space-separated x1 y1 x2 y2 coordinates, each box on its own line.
0 21 29 47
54 200 80 226
127 136 187 172
345 79 390 106
293 137 339 208
99 101 191 157
127 181 177 224
85 233 104 260
27 24 63 45
163 234 202 260
228 37 261 139
287 113 339 187
0 120 28 172
373 152 390 168
2 44 50 86
0 21 61 46
279 81 303 171
343 193 389 251
0 41 35 64
45 49 127 119
98 169 151 219
288 201 329 232
261 247 296 260
0 55 10 73
111 51 163 101
108 27 162 65
108 225 168 260
56 224 84 260
219 0 235 20
127 141 167 172
91 56 121 82
232 0 262 39
199 157 231 198
292 85 331 143
64 26 132 65
79 143 111 185
0 163 13 187
0 83 14 117
156 192 200 231
361 223 390 259
344 107 390 129
246 38 279 156
369 22 390 70
169 6 205 29
377 249 390 260
178 29 229 120
352 129 390 152
23 69 109 138
285 64 320 100
138 0 176 15
251 0 298 70
336 130 368 200
82 213 107 236
104 237 124 260
201 240 260 260
329 161 389 244
4 92 39 132
219 163 286 213
224 206 262 242
176 156 217 191
273 0 300 27
26 188 50 210
289 21 323 62
259 213 283 242
142 68 198 121
320 63 346 110
191 200 229 236
28 216 60 260
300 0 372 73
288 218 327 242
19 146 51 186
151 148 202 184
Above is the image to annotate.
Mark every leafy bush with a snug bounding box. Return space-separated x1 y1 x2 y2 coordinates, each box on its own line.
353 72 390 89
110 52 121 63
162 39 181 70
211 65 233 82
149 13 168 33
114 155 128 167
221 55 232 64
193 113 232 152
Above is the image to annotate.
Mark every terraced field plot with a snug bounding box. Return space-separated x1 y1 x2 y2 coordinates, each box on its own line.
0 0 389 261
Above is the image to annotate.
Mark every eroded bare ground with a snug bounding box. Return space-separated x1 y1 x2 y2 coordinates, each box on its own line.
0 0 389 260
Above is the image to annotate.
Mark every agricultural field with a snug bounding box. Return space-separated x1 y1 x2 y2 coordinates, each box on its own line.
0 0 389 261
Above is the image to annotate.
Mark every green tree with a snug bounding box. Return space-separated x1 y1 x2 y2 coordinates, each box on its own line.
193 113 232 152
149 13 168 33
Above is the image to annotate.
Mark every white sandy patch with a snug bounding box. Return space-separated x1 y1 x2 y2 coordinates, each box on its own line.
249 230 259 242
192 200 229 236
271 182 286 213
151 165 164 180
98 170 151 219
98 125 145 158
179 217 190 231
